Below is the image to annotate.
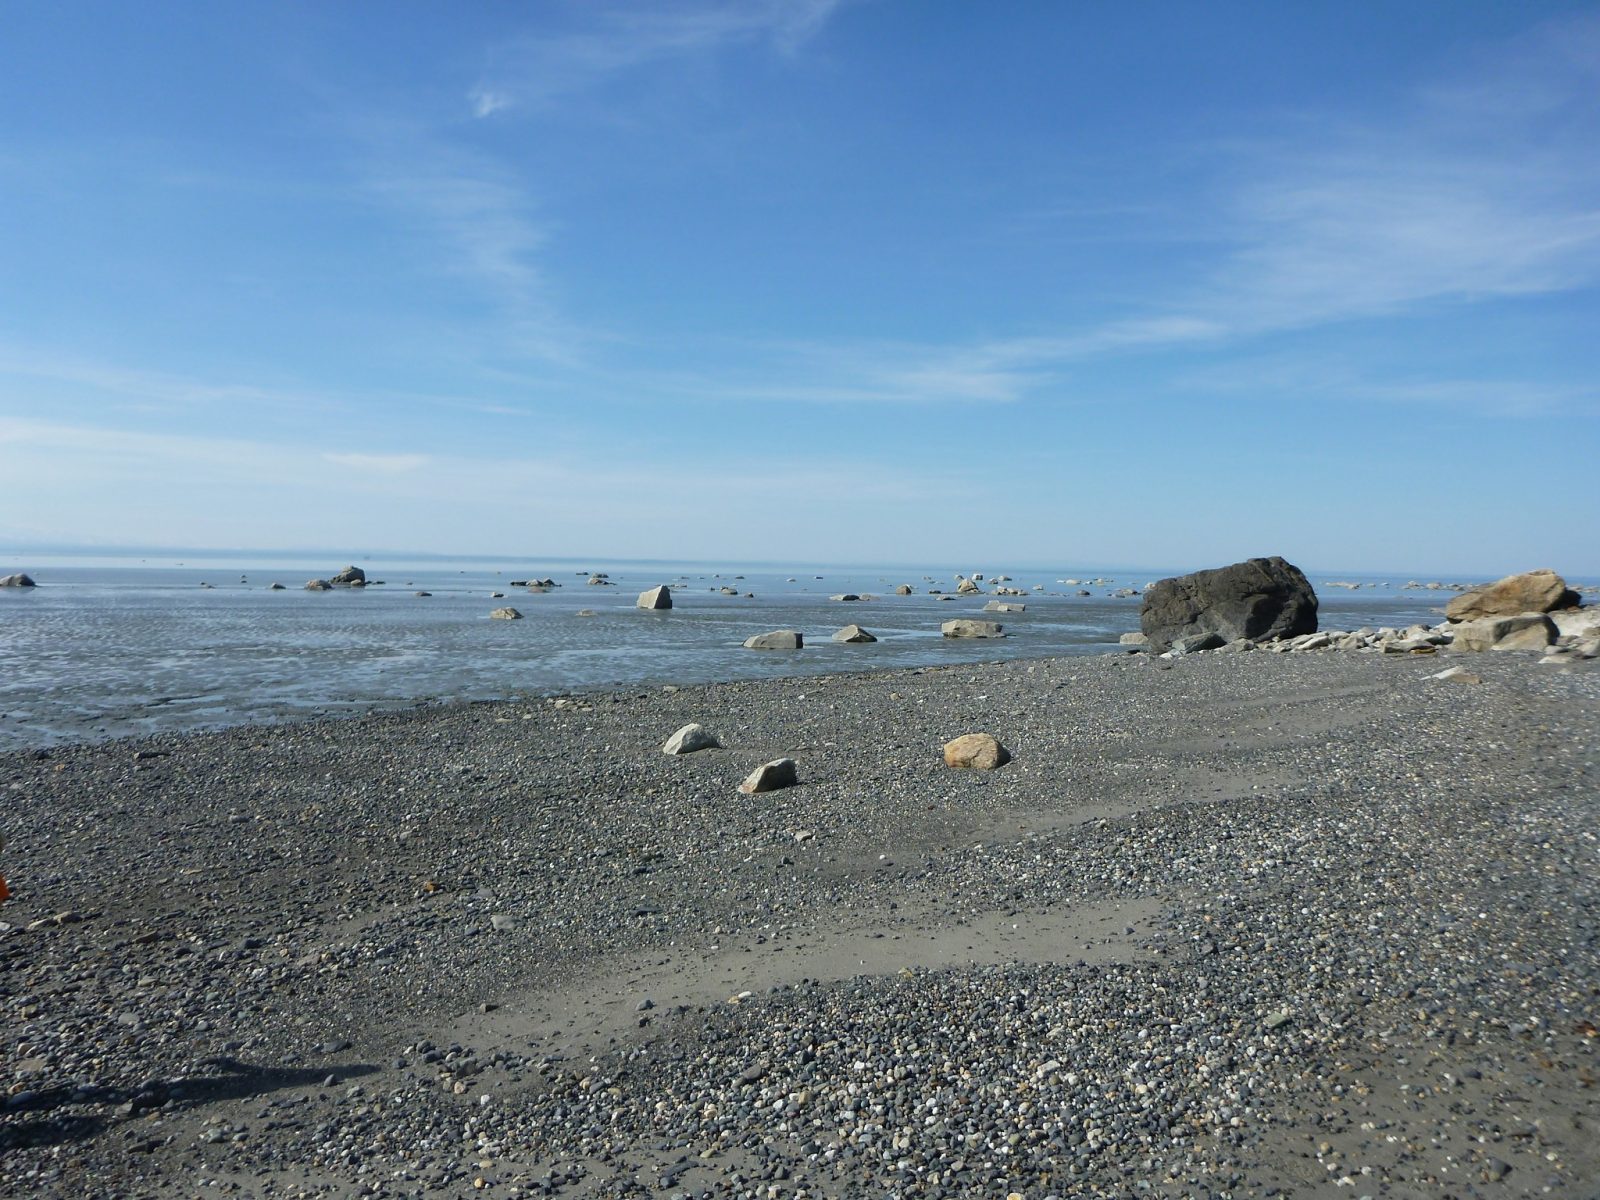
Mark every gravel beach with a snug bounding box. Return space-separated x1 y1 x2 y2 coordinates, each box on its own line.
3 648 1597 1199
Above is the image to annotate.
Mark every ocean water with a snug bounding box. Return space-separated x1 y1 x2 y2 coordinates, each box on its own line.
0 555 1496 750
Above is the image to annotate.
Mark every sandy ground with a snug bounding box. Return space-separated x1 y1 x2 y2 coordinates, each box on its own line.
2 647 1598 1199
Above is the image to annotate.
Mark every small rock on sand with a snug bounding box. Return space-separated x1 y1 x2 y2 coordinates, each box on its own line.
1432 666 1483 684
739 758 797 794
943 733 1011 770
662 723 720 755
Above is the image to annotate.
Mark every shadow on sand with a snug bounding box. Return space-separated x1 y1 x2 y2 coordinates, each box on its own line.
0 1056 381 1151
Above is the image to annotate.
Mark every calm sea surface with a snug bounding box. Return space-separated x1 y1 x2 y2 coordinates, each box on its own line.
0 555 1510 749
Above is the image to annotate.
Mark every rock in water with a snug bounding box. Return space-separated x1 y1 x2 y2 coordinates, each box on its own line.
331 565 366 585
831 625 877 643
941 619 1004 638
662 723 720 755
1444 569 1577 621
305 579 333 591
894 584 913 595
0 573 36 587
744 630 803 650
489 607 523 620
739 758 797 794
955 576 982 595
636 585 672 610
983 601 1025 613
1140 557 1317 653
943 733 1011 770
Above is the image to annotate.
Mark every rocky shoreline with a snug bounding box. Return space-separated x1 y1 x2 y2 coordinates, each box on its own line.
3 647 1598 1198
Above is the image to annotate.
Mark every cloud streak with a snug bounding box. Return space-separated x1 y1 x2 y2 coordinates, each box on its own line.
469 0 846 115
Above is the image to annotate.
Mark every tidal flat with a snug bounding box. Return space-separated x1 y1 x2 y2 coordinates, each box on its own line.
3 648 1597 1198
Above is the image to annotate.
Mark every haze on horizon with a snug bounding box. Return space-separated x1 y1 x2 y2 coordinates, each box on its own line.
2 1 1597 578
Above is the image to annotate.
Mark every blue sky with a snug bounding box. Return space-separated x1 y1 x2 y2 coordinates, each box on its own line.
2 1 1597 575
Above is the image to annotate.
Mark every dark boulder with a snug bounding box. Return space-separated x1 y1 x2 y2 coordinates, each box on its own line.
331 565 366 585
1141 557 1317 652
0 573 36 588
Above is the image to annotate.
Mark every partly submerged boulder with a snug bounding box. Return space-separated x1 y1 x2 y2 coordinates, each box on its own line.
331 565 366 585
489 607 523 620
0 573 36 588
636 585 672 610
941 619 1004 639
1444 569 1577 622
831 624 877 643
744 629 803 650
305 579 333 591
1140 557 1317 653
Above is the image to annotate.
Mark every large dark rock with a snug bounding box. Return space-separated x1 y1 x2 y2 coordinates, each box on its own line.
331 565 366 585
1141 557 1317 652
0 573 36 588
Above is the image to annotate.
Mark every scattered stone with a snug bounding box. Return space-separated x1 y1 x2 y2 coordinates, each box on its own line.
0 573 36 587
305 579 332 591
956 576 982 595
942 733 1011 770
829 594 861 602
738 758 797 794
831 625 877 643
894 585 913 595
744 630 803 650
983 601 1025 613
1169 632 1226 655
489 607 523 620
1118 631 1148 646
1140 556 1318 653
268 583 286 590
636 585 672 610
662 723 720 755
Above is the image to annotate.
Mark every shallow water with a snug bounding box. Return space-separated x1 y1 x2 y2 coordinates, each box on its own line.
0 556 1476 748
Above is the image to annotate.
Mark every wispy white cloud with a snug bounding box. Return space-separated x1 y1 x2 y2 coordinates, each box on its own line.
469 0 846 114
322 452 429 473
711 11 1600 405
0 416 960 552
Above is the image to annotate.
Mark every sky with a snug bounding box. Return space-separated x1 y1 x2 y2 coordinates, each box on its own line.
1 1 1597 575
